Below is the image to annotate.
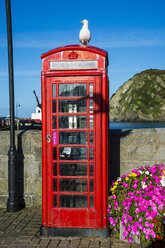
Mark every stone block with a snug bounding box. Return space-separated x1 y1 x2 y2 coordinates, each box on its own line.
120 161 139 176
25 161 40 179
120 160 152 176
120 132 157 145
154 145 165 161
131 128 156 134
158 133 165 144
0 178 8 194
0 157 8 178
121 144 154 161
0 195 8 208
24 195 42 207
33 146 42 161
26 178 42 195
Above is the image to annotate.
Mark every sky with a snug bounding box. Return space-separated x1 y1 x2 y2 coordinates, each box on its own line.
0 0 165 117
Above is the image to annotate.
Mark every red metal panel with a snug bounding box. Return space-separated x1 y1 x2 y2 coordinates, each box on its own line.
101 73 109 228
41 45 108 59
95 76 102 228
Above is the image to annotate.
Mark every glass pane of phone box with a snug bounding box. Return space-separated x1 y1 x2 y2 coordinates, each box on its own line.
59 99 87 113
60 179 87 192
59 147 87 160
59 131 87 144
59 84 87 97
60 195 88 208
59 163 87 176
59 116 87 129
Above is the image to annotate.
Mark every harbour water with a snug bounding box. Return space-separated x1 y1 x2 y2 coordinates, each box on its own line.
109 121 165 130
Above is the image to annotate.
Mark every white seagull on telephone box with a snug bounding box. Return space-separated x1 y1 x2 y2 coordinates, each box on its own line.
79 19 91 45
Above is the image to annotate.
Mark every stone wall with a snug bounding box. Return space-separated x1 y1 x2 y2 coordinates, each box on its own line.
0 130 42 208
109 128 165 184
0 128 165 208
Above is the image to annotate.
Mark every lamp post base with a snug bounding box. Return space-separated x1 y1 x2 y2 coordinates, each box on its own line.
7 146 20 212
7 198 20 213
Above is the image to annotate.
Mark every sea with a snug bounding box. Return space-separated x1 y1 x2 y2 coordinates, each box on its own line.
109 122 165 130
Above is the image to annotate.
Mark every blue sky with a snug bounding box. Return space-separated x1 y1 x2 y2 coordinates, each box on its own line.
0 0 165 117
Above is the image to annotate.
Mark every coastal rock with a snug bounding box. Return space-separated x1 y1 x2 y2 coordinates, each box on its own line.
110 69 165 121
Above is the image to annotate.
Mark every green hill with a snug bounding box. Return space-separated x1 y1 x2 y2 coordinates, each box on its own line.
110 69 165 121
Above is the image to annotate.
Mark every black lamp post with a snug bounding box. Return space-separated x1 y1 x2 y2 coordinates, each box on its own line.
5 0 19 212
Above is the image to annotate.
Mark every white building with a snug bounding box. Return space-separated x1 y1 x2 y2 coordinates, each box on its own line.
31 107 42 120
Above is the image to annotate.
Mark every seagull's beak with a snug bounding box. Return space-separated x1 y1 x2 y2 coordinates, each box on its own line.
80 20 84 23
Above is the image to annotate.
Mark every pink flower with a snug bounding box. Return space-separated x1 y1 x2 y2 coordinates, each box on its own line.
123 182 129 188
121 174 126 178
111 195 117 200
135 208 140 213
132 184 138 189
158 165 163 171
122 230 129 237
139 224 144 230
139 217 143 223
128 215 133 222
114 201 119 209
128 192 134 196
128 237 133 243
145 234 150 240
135 190 142 194
150 166 157 174
143 177 148 182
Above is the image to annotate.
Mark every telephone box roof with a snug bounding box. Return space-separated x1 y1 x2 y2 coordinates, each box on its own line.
41 44 108 59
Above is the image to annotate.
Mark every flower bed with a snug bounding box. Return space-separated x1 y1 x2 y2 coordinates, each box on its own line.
108 164 165 244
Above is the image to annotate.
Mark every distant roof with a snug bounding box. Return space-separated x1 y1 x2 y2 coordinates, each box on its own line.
41 44 108 59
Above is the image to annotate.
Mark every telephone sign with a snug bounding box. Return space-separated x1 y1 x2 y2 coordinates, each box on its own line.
40 45 109 237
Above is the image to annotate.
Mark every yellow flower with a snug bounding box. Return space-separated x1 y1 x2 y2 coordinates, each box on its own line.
132 173 137 177
115 182 118 185
125 177 129 181
129 173 137 177
111 185 117 192
163 170 165 176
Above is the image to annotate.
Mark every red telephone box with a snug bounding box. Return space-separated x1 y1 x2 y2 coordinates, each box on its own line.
40 45 109 237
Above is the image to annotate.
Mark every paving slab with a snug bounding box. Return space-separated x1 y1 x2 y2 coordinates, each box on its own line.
0 208 159 248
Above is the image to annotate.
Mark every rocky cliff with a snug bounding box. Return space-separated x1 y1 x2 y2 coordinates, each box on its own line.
110 69 165 121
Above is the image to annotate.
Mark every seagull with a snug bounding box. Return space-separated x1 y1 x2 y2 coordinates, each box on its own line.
79 19 91 45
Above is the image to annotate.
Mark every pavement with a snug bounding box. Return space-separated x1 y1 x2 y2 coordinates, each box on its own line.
0 208 161 248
